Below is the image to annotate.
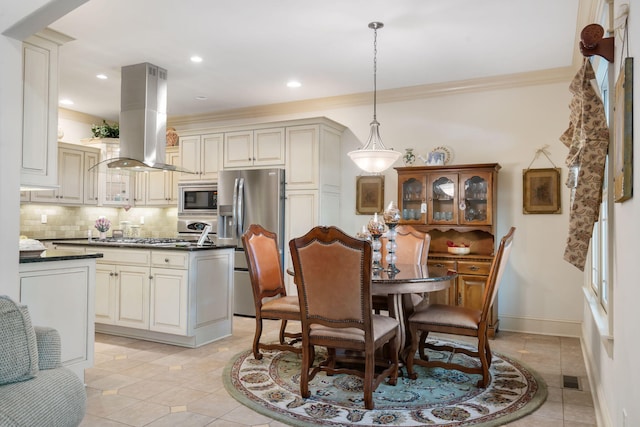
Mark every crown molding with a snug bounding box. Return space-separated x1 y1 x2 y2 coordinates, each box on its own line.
169 66 576 127
58 108 105 125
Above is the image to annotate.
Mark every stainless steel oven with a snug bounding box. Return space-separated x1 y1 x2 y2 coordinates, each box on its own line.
178 182 218 216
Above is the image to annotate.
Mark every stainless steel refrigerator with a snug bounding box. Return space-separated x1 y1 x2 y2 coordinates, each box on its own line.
217 168 285 316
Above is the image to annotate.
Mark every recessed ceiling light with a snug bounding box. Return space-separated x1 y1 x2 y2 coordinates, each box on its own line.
287 80 302 88
190 56 203 63
59 99 74 105
96 74 108 80
195 96 208 100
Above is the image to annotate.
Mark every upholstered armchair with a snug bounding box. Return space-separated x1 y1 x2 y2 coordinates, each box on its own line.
0 295 86 427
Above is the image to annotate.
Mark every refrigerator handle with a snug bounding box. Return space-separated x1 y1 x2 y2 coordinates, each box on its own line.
237 177 245 237
232 178 239 239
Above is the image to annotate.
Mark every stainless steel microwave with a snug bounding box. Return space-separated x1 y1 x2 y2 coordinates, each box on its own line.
178 182 218 216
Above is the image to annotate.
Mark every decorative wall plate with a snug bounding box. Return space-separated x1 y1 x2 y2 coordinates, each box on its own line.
431 145 453 165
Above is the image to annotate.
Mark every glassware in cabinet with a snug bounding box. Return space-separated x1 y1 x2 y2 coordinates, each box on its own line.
459 172 493 225
398 174 425 222
427 173 458 224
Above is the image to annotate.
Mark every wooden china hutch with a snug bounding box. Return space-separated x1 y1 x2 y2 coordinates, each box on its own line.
396 163 501 337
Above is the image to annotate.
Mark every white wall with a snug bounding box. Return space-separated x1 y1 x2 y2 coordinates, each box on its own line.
176 79 586 336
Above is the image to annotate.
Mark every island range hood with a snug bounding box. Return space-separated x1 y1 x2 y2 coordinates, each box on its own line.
104 62 192 173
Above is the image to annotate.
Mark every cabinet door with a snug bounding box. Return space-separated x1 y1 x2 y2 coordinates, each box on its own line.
253 128 285 166
200 133 222 180
95 264 116 324
284 190 319 294
459 171 493 226
146 170 170 205
427 173 459 224
179 135 202 179
132 174 146 205
167 149 180 202
31 146 84 204
149 267 188 335
84 151 99 205
21 35 58 189
398 173 426 223
115 265 150 329
457 274 486 310
286 125 319 190
224 131 253 168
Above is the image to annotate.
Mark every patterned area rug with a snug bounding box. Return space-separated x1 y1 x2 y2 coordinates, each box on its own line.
223 339 547 426
223 340 547 427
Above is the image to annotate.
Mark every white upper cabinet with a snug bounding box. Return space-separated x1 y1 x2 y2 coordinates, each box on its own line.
179 133 222 181
20 29 73 190
223 128 285 168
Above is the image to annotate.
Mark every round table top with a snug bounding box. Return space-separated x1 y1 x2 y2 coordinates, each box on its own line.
371 264 456 295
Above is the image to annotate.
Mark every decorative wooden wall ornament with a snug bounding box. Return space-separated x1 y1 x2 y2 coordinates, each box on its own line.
579 24 614 63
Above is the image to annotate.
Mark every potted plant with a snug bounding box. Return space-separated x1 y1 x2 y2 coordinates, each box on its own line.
91 120 119 138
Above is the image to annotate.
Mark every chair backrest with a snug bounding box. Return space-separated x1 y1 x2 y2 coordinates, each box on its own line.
481 227 515 321
289 226 372 333
242 224 287 305
381 225 431 265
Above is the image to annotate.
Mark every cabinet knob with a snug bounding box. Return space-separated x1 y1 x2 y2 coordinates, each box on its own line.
109 272 114 276
470 265 480 271
434 263 445 268
114 272 119 277
165 258 170 263
149 275 153 280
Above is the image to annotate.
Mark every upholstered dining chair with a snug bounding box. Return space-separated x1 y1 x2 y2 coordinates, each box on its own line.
242 224 302 360
405 226 515 388
374 225 431 313
289 225 400 410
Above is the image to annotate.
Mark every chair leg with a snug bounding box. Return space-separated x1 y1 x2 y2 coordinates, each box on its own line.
300 342 313 398
388 332 399 386
253 315 264 360
406 323 421 380
477 324 490 388
364 351 374 410
279 319 288 344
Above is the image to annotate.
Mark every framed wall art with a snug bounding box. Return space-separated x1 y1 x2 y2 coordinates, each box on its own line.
614 57 633 202
356 175 384 215
523 168 562 214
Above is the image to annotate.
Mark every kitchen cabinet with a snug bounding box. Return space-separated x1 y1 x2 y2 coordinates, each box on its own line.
30 143 100 205
19 256 97 382
179 133 222 181
283 121 344 294
58 244 234 347
223 128 285 168
133 147 179 206
396 163 501 336
20 29 72 190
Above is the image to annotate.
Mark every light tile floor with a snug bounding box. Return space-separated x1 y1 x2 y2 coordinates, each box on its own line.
80 317 597 426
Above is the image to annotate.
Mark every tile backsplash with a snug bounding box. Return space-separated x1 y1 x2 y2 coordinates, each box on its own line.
20 204 179 240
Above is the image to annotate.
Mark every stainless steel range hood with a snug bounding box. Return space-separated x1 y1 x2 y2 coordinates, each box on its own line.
104 62 192 173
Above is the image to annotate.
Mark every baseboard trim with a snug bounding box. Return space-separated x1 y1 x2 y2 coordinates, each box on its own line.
498 315 581 337
581 335 613 427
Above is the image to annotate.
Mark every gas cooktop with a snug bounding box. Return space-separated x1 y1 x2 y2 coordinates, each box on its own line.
94 237 190 246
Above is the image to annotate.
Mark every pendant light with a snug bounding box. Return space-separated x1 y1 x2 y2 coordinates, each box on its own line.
348 22 401 173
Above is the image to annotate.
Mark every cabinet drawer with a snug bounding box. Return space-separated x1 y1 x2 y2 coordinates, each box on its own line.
427 260 456 270
457 260 491 275
151 251 188 269
98 248 151 265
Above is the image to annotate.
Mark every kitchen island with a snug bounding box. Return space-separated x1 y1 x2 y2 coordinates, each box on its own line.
55 240 235 348
19 250 103 381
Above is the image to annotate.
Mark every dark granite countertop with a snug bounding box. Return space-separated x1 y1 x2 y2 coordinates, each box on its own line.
53 239 236 251
19 249 104 264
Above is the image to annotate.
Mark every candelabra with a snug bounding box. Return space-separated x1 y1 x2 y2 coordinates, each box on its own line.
367 213 386 271
383 201 401 273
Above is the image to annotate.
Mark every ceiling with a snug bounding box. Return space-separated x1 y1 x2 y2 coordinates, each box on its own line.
49 0 589 122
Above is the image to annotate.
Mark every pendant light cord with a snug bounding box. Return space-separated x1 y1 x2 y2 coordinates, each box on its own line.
372 24 378 122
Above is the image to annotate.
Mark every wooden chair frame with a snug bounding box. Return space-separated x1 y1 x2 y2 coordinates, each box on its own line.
405 227 515 388
289 226 399 410
242 224 301 360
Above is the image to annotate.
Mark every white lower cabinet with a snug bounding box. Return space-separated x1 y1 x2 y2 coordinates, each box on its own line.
19 257 97 382
67 245 234 347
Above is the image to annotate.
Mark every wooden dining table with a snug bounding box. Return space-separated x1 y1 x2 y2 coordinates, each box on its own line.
371 264 456 361
287 264 457 362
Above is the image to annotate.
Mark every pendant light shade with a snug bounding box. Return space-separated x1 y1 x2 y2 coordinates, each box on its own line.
348 22 401 173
